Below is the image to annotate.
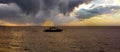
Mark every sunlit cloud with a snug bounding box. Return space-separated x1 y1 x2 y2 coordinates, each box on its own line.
41 18 54 26
64 11 120 26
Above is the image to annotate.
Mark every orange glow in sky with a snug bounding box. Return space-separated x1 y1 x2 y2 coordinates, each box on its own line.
42 19 54 26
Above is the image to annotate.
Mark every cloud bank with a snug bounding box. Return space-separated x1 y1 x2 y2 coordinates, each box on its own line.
0 0 92 25
0 0 120 26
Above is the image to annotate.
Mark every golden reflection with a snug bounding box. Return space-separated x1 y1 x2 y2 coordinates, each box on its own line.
0 30 24 52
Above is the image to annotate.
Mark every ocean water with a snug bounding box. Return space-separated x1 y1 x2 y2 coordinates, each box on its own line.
0 26 120 52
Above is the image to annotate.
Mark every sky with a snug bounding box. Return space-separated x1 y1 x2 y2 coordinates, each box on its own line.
0 0 120 26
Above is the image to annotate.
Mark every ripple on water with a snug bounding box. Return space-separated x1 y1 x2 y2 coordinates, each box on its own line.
0 31 25 52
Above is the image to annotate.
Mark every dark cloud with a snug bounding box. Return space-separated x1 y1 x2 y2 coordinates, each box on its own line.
0 0 92 25
1 0 120 26
76 6 120 19
0 0 92 14
0 0 40 14
0 4 28 24
58 0 92 15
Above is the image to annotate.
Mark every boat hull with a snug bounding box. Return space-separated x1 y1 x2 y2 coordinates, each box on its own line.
44 29 63 32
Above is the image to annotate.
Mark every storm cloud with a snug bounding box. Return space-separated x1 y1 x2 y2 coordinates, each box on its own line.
0 0 40 14
0 0 92 14
58 0 92 15
0 0 92 25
